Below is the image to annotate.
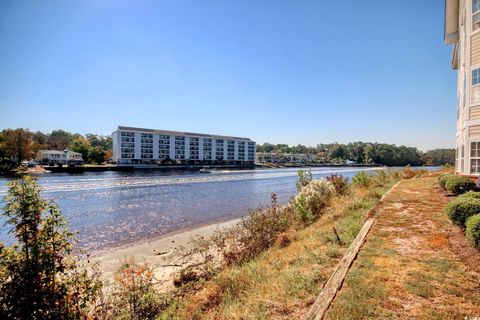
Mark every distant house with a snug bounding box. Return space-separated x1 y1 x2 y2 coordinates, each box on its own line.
256 152 316 165
445 0 480 175
37 150 84 165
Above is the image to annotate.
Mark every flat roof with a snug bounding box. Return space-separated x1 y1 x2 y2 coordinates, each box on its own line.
115 126 254 142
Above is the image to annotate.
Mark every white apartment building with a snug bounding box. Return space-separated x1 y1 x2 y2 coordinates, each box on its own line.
446 0 480 175
112 126 256 166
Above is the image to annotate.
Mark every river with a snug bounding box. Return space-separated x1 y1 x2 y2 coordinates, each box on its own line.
0 166 437 251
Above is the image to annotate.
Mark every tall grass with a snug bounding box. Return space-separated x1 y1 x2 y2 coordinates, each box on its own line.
153 169 401 319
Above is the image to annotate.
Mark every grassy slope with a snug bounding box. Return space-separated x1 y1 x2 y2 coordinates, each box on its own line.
158 180 398 319
326 177 480 320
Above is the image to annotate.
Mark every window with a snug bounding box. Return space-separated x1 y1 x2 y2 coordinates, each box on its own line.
474 0 480 30
471 142 480 174
474 0 480 14
473 68 480 86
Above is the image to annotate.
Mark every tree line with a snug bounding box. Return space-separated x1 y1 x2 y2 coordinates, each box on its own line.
0 128 112 168
0 128 455 169
256 142 455 166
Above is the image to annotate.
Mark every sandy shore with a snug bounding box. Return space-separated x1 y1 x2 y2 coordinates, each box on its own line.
90 218 240 291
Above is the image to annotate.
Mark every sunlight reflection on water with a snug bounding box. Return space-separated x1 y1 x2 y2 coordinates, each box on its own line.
0 166 421 251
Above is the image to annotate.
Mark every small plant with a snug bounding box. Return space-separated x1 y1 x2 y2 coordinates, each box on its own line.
466 214 480 249
296 169 312 191
351 171 371 188
445 176 476 195
445 197 480 227
326 174 349 195
438 173 454 189
112 258 164 320
401 165 416 179
372 170 388 186
293 179 335 222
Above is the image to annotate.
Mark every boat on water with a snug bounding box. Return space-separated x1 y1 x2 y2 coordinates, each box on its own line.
199 168 211 174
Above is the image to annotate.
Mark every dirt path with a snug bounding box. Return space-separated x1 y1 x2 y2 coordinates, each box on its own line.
325 177 480 319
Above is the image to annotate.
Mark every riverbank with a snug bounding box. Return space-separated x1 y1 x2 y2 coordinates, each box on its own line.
154 170 403 319
90 218 241 291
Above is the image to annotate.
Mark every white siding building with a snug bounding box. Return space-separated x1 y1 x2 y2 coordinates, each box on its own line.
112 126 256 166
37 150 83 165
446 0 480 175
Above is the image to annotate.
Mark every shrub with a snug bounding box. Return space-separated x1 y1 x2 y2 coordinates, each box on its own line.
372 170 388 186
351 171 371 188
466 214 480 249
111 258 165 319
296 169 312 191
445 197 480 227
438 174 454 189
326 174 349 195
213 193 294 265
457 191 480 201
293 179 335 221
402 165 416 179
445 176 476 195
0 176 101 319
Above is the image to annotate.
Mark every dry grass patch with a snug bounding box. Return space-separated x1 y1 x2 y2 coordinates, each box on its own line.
325 177 480 320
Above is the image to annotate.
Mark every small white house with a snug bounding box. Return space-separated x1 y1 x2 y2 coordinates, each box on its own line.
37 149 84 165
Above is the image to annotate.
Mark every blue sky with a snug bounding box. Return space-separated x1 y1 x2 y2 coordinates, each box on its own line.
0 0 455 150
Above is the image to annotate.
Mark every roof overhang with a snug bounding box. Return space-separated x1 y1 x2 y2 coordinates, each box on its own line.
445 0 459 44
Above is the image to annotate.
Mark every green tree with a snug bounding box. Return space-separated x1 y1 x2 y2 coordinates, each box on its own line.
0 128 37 165
328 144 346 162
88 147 105 164
69 135 91 162
46 130 72 150
0 176 101 319
421 149 455 166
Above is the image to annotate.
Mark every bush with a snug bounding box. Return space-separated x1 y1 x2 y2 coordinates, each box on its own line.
445 176 476 195
214 193 294 265
326 174 349 195
296 169 312 191
466 214 480 249
372 170 388 186
293 179 335 221
351 171 371 188
111 258 166 319
457 191 480 201
0 176 101 319
402 165 416 179
445 197 480 227
438 174 454 189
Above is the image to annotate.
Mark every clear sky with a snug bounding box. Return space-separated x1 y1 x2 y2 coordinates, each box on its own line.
0 0 456 151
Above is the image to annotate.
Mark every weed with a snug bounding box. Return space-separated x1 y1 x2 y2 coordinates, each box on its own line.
404 271 434 298
352 171 371 188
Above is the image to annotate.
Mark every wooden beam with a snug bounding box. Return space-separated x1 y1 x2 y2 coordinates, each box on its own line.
303 180 402 320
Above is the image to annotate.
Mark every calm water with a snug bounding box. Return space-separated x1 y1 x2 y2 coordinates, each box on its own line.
0 166 437 251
